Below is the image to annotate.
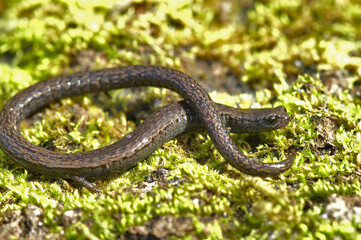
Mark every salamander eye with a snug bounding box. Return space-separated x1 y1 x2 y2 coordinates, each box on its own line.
266 114 279 125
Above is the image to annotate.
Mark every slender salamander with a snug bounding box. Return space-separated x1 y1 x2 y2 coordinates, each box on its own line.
0 66 294 192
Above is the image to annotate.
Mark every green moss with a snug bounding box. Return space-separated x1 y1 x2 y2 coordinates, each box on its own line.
1 0 361 239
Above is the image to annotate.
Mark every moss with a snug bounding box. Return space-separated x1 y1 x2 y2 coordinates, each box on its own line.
1 0 361 239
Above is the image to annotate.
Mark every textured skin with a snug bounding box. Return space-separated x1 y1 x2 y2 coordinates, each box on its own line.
0 66 294 190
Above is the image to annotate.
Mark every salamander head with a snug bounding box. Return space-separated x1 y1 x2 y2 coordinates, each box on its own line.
227 106 291 133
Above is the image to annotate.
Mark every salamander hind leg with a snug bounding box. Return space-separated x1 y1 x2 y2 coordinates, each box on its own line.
71 176 101 193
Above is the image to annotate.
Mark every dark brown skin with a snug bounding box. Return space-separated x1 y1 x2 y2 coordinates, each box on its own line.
0 66 294 192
